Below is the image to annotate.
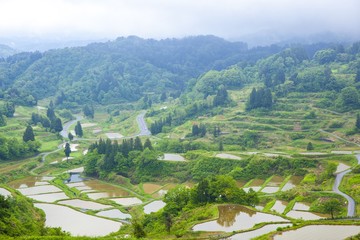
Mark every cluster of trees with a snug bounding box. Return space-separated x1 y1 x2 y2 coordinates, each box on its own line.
83 105 94 118
85 137 154 180
0 134 40 160
191 123 206 137
31 113 50 128
0 101 15 126
246 88 273 110
150 115 172 134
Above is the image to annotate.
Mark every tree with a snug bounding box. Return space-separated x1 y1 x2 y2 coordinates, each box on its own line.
0 114 6 127
52 118 63 132
160 92 167 102
134 136 143 151
307 142 314 151
74 121 83 137
356 114 360 129
83 105 94 118
132 219 146 238
3 102 15 117
219 141 224 151
64 142 71 160
68 132 74 141
322 199 342 219
143 138 153 150
23 125 35 142
46 108 55 121
355 69 360 83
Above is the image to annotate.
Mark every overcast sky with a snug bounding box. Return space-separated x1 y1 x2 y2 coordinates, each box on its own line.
0 0 359 42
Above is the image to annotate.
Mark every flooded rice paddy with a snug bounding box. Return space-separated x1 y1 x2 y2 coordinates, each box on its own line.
271 201 287 214
273 225 360 240
96 209 131 220
27 192 69 202
142 183 162 194
216 153 242 160
110 197 143 206
281 176 303 191
192 205 288 232
261 176 284 193
230 223 292 240
35 203 122 236
0 188 11 197
159 153 186 161
58 199 113 210
143 200 166 214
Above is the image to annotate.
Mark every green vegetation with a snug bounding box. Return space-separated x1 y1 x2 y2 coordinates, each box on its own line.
0 37 360 239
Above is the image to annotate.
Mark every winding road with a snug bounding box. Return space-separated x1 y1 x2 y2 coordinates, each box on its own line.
332 154 360 217
135 112 151 136
60 115 83 139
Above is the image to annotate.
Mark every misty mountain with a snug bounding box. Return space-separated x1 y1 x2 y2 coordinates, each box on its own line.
0 44 17 58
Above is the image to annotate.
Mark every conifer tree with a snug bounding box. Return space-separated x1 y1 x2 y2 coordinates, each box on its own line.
356 113 360 129
64 142 71 160
68 132 74 141
0 114 6 127
134 136 143 151
74 121 83 137
52 118 63 132
306 142 314 151
23 125 35 142
143 138 153 150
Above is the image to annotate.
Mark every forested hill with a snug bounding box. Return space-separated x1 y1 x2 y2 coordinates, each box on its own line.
0 35 359 108
0 36 251 106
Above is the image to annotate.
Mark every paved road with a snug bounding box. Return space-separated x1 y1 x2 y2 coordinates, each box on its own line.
332 154 360 217
136 112 151 136
60 115 83 138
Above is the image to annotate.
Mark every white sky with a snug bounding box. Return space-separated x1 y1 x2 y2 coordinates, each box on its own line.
0 0 359 41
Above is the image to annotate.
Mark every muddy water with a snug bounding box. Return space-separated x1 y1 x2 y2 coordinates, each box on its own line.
192 205 288 232
142 183 163 194
236 180 247 188
96 209 131 220
243 179 264 192
230 223 292 240
83 180 130 199
281 176 303 191
35 203 122 236
110 197 142 206
27 192 69 202
58 199 113 210
292 202 310 211
8 176 50 189
271 201 287 214
262 176 284 193
273 225 360 240
143 200 166 214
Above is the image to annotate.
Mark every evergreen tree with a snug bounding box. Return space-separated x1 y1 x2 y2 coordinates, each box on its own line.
0 114 6 127
356 114 360 129
83 105 94 118
192 124 199 136
46 108 55 121
68 132 74 141
52 118 63 132
306 142 314 151
213 87 229 106
23 125 35 142
64 142 71 160
49 100 54 110
143 138 153 150
219 140 224 151
356 69 360 83
134 136 143 151
3 102 15 117
160 92 167 102
74 121 83 137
